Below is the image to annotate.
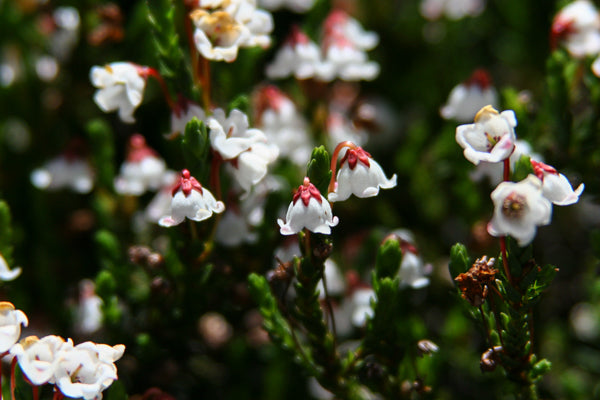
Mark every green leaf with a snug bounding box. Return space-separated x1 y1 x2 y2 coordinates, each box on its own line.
228 95 250 115
306 146 332 195
449 243 470 280
512 155 534 183
180 117 211 183
0 200 13 263
530 359 552 380
374 237 402 280
86 119 115 190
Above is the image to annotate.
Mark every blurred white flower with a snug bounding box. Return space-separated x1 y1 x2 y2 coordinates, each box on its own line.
90 62 146 123
266 26 327 80
455 105 517 165
350 288 375 327
227 142 279 195
215 208 258 247
487 175 552 246
278 177 339 235
531 160 584 206
420 0 485 21
75 279 103 335
159 170 225 227
258 0 314 12
326 111 368 149
253 85 313 166
316 259 346 298
328 145 396 202
0 253 21 281
31 150 94 194
50 6 80 61
0 302 28 353
208 108 267 160
169 100 206 138
114 134 168 195
551 0 600 58
440 69 498 122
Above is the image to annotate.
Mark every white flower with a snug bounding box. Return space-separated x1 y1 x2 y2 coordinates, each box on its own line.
75 279 103 335
90 62 146 123
487 175 552 246
266 27 328 80
215 209 258 246
0 253 21 281
253 85 313 166
258 0 315 12
551 0 600 58
316 259 346 298
440 69 498 122
328 145 396 202
10 335 71 385
54 341 124 400
532 160 584 206
455 105 517 165
208 108 267 160
323 10 379 51
31 155 94 194
420 0 485 21
114 134 168 195
159 169 225 227
0 301 28 353
169 101 206 138
470 139 541 185
227 142 279 195
191 10 250 62
278 177 339 235
350 288 375 327
399 247 430 289
326 111 368 149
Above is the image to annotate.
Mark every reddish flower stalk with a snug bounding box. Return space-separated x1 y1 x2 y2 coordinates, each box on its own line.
500 157 512 284
137 66 178 112
327 141 358 194
10 357 17 400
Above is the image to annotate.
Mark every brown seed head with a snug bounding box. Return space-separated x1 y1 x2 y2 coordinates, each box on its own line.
455 256 498 307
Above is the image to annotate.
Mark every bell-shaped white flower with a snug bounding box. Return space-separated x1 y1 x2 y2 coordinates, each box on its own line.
392 230 430 289
440 69 499 122
266 26 328 80
349 288 376 327
10 335 71 385
328 144 396 202
551 0 600 58
532 160 584 206
0 301 28 353
215 208 258 247
159 170 225 227
487 175 552 247
208 108 267 160
0 253 21 281
89 62 146 123
75 279 103 335
455 105 517 165
54 341 124 400
278 177 339 235
191 10 250 62
114 134 168 195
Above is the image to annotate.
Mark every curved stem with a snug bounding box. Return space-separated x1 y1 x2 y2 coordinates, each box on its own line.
138 66 178 112
327 141 358 194
10 358 16 400
321 267 338 345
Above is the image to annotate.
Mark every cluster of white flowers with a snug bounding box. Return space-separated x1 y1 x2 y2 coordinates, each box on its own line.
440 69 499 122
209 108 279 196
30 139 95 194
456 105 584 246
266 9 379 82
0 302 123 400
190 0 274 62
420 0 486 21
552 0 600 77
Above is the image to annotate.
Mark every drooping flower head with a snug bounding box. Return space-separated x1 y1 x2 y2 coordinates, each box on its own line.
10 335 71 385
278 177 339 235
551 0 600 57
114 134 168 195
487 175 552 246
531 160 584 206
328 142 396 202
158 169 225 227
455 105 517 165
440 69 499 122
89 62 147 123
